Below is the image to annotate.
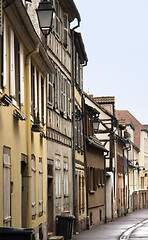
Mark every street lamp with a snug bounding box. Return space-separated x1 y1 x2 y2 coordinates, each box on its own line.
36 0 55 37
92 115 100 133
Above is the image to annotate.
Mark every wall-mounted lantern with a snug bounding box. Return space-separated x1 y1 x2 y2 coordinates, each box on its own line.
92 115 100 133
36 0 55 37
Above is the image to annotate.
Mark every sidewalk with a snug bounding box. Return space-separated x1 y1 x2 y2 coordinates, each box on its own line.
72 209 148 240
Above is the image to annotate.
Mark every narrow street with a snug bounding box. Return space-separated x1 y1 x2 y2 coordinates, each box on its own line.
72 209 148 240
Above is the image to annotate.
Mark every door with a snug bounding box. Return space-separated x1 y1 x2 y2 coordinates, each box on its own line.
21 161 28 228
48 177 53 232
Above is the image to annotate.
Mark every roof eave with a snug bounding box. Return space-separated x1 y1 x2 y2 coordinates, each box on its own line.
4 0 55 75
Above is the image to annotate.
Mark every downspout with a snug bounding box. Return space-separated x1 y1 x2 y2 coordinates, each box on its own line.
71 18 80 227
123 147 126 215
25 47 39 228
82 96 89 229
104 152 109 223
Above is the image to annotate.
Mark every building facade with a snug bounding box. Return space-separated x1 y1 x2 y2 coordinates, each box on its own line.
1 1 54 239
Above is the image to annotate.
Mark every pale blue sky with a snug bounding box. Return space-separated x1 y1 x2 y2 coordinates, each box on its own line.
74 0 148 124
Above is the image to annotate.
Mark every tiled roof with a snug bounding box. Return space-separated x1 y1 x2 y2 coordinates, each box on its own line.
116 110 146 149
93 96 115 104
86 135 108 152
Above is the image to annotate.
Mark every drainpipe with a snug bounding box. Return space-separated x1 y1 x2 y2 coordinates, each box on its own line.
25 47 39 228
82 96 90 229
123 147 126 216
104 152 109 223
71 18 80 227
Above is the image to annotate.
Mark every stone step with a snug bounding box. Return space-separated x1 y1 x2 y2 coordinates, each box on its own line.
48 236 64 240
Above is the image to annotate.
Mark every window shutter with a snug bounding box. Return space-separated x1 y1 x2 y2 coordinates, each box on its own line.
79 175 81 213
41 76 45 124
98 169 101 186
39 158 43 213
80 120 84 151
3 15 6 87
34 66 37 116
75 119 78 147
63 78 66 113
87 167 90 192
20 42 24 105
47 73 53 105
82 176 85 211
31 155 36 216
78 120 80 149
67 81 71 118
55 70 59 110
3 153 11 226
10 28 15 96
63 13 68 48
38 72 42 122
93 168 97 191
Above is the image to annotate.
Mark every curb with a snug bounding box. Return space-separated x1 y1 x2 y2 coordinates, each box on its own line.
119 219 148 239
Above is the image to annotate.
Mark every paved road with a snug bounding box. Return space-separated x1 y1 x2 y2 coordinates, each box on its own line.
72 209 148 240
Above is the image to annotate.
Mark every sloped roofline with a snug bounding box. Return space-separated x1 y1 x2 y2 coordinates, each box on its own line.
4 0 55 75
59 0 81 22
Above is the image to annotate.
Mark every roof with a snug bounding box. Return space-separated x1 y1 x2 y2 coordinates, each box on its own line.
4 0 55 75
94 96 115 104
83 92 117 120
86 135 108 152
59 0 81 22
74 32 88 64
116 110 147 149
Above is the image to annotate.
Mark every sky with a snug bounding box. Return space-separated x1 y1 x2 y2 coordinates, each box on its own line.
74 0 148 124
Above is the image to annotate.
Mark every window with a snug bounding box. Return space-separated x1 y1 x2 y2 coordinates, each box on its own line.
55 158 61 198
9 28 24 105
31 155 36 218
63 159 68 197
39 158 43 215
3 147 11 227
88 167 103 192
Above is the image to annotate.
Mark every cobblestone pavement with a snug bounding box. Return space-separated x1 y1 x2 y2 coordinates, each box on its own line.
72 209 148 240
